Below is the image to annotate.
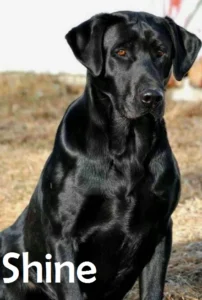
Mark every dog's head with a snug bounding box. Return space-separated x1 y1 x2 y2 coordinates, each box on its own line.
66 11 201 120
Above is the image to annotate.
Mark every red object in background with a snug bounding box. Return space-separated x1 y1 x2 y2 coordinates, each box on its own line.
168 0 182 17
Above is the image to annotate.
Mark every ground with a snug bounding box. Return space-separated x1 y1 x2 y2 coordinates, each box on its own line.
0 73 202 299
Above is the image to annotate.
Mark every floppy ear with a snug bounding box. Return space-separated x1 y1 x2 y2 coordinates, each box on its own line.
165 17 201 81
65 14 112 77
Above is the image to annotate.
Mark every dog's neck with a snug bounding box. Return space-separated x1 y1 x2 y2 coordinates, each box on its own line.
84 78 162 158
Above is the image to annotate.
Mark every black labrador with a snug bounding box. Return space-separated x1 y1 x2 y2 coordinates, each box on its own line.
0 11 201 300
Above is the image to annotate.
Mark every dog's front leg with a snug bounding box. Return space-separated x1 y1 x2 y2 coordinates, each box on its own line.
54 241 84 300
139 220 172 300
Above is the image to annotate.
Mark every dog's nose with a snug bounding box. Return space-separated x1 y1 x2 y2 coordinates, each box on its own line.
142 89 163 104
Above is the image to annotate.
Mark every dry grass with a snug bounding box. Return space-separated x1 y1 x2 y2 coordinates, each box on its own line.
0 73 202 299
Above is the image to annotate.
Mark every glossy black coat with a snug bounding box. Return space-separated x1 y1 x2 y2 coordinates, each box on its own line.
0 11 201 300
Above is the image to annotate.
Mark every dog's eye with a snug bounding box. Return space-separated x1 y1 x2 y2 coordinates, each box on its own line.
117 49 127 56
157 50 165 57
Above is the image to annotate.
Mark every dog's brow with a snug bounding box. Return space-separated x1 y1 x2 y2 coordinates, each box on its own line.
150 38 164 48
110 31 139 50
142 29 164 47
113 39 134 49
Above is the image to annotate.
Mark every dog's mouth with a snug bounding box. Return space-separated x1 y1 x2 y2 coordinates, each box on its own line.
149 100 165 120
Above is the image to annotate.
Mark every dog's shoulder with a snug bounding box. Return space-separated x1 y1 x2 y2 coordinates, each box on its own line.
54 96 89 157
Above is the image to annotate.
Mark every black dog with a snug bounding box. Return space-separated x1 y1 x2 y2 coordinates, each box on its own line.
0 11 201 300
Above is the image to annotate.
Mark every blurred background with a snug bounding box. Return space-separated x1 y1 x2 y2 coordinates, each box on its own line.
0 1 202 299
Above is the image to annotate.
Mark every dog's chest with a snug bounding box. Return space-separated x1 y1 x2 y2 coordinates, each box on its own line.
75 145 153 234
106 137 150 200
74 145 163 297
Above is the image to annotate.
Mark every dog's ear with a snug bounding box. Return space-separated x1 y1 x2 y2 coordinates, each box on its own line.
66 14 113 77
165 17 201 81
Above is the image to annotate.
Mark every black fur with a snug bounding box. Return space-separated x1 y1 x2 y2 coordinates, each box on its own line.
0 11 201 300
